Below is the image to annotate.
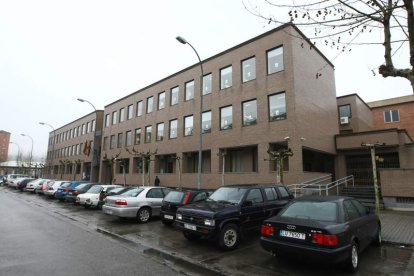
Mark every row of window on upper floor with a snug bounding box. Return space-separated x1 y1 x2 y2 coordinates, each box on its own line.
102 92 286 150
104 46 284 128
48 141 90 159
51 120 96 145
338 104 401 123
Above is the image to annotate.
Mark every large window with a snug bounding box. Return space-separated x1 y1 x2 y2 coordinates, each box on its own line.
110 135 115 149
103 137 108 150
156 123 164 141
242 57 256 82
243 99 257 126
158 91 166 110
220 65 232 89
169 119 178 139
136 101 143 117
203 73 212 95
339 104 351 118
384 110 400 123
267 46 284 74
220 106 233 130
127 104 134 120
146 97 153 114
117 133 123 148
185 80 194 101
134 128 141 145
112 111 118 125
125 130 132 146
202 111 212 133
184 115 194 136
170 86 179 106
145 125 152 143
268 92 286 121
119 108 125 123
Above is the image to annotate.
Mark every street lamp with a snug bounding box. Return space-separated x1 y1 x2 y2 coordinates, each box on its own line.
77 98 98 182
176 36 204 190
20 133 34 175
39 122 56 176
9 141 21 167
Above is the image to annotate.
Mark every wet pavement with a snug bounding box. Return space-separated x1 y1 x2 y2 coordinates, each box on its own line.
2 186 414 276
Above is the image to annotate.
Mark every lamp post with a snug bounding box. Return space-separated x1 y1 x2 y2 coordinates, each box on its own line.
9 141 21 167
39 122 56 176
20 133 34 175
77 98 98 182
176 36 204 190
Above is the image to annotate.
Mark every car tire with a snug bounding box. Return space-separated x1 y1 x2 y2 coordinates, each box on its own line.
84 205 90 209
183 231 201 241
137 207 151 223
344 241 359 273
373 225 382 246
161 219 174 226
219 223 240 251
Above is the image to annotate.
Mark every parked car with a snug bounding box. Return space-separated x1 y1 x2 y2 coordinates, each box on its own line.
76 184 121 208
98 186 134 209
160 189 212 226
25 179 49 193
54 181 88 201
44 180 71 198
35 179 54 195
66 183 97 203
17 178 36 191
175 184 294 251
8 176 30 189
102 186 171 223
260 196 381 273
5 174 29 185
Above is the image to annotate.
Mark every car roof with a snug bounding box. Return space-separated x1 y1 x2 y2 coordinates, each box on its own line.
294 195 353 203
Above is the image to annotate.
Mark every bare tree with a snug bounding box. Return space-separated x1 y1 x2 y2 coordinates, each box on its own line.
244 0 414 92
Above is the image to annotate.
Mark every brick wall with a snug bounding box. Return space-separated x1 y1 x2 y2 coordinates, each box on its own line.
380 168 414 197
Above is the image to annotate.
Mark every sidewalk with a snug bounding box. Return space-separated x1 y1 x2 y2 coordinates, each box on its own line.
379 210 414 246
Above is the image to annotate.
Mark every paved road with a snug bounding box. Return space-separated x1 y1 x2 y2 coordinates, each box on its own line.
0 191 182 276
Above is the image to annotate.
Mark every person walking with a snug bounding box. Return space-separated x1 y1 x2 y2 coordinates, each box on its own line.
154 176 160 186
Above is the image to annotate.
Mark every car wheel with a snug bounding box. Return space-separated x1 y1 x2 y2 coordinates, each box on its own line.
183 231 201 241
137 207 151 223
344 241 359 273
84 205 90 209
161 219 174 226
373 225 382 246
219 223 240 251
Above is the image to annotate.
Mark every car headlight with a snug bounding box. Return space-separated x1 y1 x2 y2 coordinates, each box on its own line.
204 219 215 226
176 214 182 220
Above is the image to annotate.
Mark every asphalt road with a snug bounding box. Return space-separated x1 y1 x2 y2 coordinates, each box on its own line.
0 190 182 276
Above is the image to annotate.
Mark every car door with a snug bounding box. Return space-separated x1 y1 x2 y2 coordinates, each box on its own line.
240 188 265 230
343 199 369 250
146 188 165 216
264 187 290 218
351 199 378 243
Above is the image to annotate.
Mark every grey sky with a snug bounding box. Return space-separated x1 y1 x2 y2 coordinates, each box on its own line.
1 0 411 160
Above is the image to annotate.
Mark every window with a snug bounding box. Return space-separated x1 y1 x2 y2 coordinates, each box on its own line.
146 97 153 113
156 123 164 141
220 106 233 130
146 188 164 198
339 104 351 118
110 135 115 149
384 110 400 123
264 188 278 201
145 125 152 143
267 46 284 74
158 91 166 110
82 124 86 135
119 108 125 122
185 80 194 101
134 128 141 145
268 92 286 121
169 119 178 139
184 115 194 136
351 199 367 216
136 101 143 117
112 111 118 125
86 122 91 133
202 111 212 133
344 200 361 221
127 104 133 120
277 186 290 199
125 130 132 146
203 73 212 95
242 57 256 82
220 65 232 89
92 120 96 131
117 133 123 148
243 99 257 126
103 137 108 150
170 86 179 106
246 189 264 204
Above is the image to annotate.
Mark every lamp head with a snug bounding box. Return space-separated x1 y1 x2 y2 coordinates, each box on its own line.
77 98 85 102
20 134 26 137
39 122 45 125
176 36 187 44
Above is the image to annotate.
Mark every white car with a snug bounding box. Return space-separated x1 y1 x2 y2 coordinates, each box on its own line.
5 174 29 186
44 180 71 197
76 185 121 208
25 178 50 193
8 177 29 188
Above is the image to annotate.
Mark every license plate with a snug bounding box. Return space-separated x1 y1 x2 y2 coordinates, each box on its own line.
164 215 174 220
105 209 113 215
280 230 306 240
184 223 196 231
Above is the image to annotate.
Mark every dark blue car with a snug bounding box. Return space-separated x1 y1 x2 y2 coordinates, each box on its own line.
55 181 88 201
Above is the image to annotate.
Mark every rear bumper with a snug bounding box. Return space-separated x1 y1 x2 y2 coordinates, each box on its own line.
102 205 138 218
260 237 351 264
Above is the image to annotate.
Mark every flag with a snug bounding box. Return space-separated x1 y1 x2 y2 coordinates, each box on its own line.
83 140 91 156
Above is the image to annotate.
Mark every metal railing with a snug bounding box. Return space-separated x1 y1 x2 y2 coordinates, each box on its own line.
288 175 354 198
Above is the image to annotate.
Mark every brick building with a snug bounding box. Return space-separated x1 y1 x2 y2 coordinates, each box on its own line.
0 130 11 162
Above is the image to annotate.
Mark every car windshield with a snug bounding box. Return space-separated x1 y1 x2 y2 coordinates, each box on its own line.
61 182 72 188
76 183 90 190
164 191 185 203
208 187 248 204
86 186 103 194
122 188 144 197
109 187 124 194
280 201 338 222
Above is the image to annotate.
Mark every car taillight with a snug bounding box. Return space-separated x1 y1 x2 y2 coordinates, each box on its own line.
261 224 274 237
311 233 338 246
182 192 191 205
63 188 70 192
48 187 53 190
115 199 127 206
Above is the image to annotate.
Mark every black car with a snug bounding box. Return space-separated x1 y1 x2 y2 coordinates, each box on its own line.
260 196 381 273
160 189 212 226
65 183 97 203
97 186 133 208
175 184 294 250
17 178 36 191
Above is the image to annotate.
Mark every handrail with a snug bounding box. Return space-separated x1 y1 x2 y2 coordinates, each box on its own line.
288 175 354 197
287 174 332 197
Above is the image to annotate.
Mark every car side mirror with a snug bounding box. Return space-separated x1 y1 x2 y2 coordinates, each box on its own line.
243 200 253 207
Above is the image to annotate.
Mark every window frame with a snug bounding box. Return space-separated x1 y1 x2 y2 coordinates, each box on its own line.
156 122 164 141
242 99 258 126
338 104 352 118
169 119 178 139
202 73 212 95
145 125 152 143
136 101 143 117
268 92 287 121
266 46 284 75
158 91 166 110
220 105 233 130
185 80 195 101
241 56 256 83
184 115 194 137
384 109 400 123
146 96 154 114
170 86 179 106
220 65 233 90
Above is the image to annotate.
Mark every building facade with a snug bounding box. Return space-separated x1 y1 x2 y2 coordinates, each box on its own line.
0 130 11 162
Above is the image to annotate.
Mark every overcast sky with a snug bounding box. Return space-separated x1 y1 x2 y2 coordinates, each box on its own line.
1 0 412 160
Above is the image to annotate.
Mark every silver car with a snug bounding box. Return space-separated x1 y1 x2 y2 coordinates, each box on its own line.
102 186 170 223
44 180 71 197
